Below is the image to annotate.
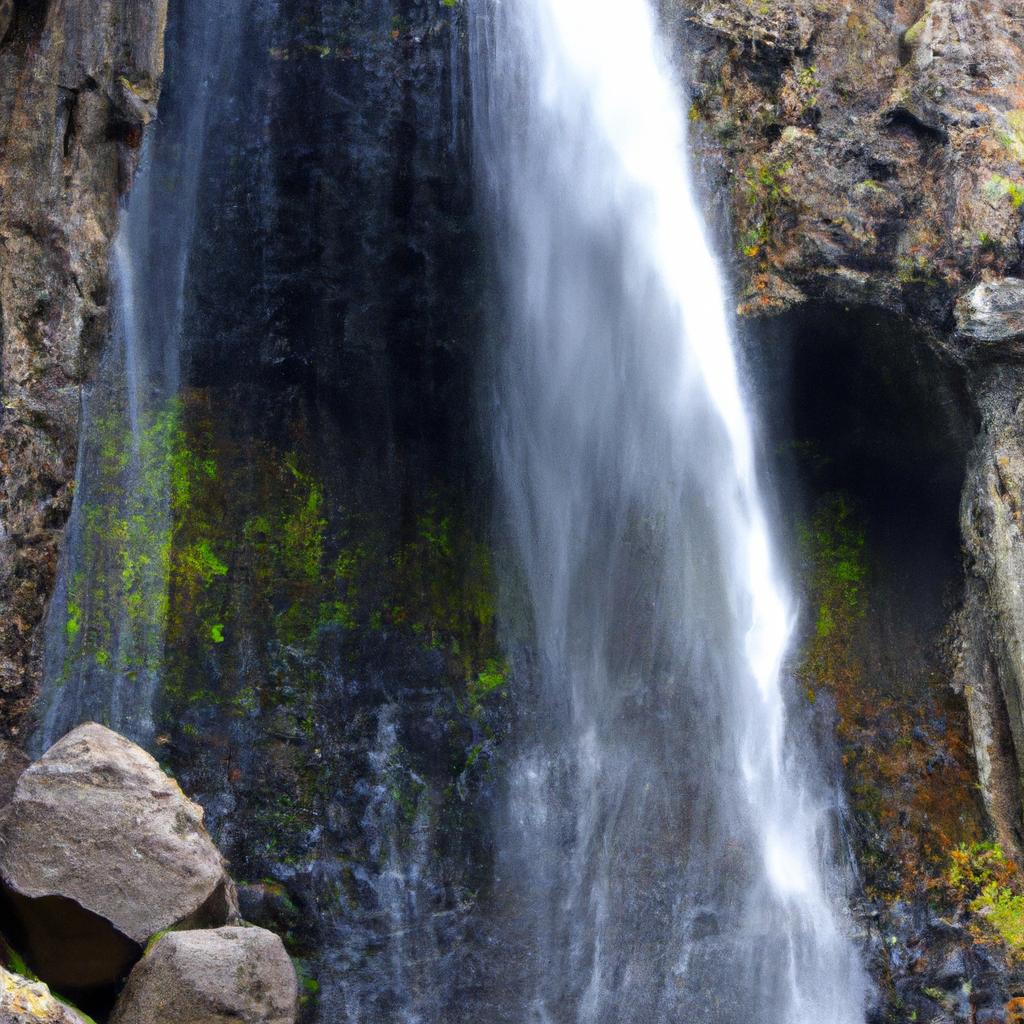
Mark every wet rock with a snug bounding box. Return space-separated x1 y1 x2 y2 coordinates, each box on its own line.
959 367 1024 854
0 723 236 993
237 882 301 936
0 738 28 807
110 927 297 1024
0 966 92 1024
956 280 1024 351
0 0 168 743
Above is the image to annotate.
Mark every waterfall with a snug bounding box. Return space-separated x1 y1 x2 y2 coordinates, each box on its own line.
470 0 868 1020
34 0 245 751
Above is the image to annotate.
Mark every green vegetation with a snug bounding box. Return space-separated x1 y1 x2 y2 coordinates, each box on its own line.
1 941 99 1023
896 251 937 285
293 959 321 1009
143 929 172 956
466 658 509 715
798 494 866 643
798 493 984 898
740 159 791 258
985 174 1024 210
947 842 1024 956
995 110 1024 163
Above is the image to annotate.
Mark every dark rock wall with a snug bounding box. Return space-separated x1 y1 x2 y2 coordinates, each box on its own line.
140 1 498 1019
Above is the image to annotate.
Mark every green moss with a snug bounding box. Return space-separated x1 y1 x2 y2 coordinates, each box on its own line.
467 658 509 714
143 929 172 956
896 252 937 285
739 159 791 258
293 959 320 1008
985 174 1024 209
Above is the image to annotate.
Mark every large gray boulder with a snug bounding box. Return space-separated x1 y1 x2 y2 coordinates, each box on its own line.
0 966 92 1023
0 723 236 992
111 927 298 1024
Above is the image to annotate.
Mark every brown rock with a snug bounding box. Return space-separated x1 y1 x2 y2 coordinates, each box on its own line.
0 0 168 743
0 738 29 807
0 966 92 1024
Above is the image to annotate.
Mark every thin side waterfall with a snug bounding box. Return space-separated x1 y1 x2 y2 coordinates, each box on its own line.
34 0 245 751
471 0 868 1021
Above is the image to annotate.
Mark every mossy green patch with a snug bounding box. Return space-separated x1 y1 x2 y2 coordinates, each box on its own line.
946 842 1024 957
985 174 1024 210
739 159 791 258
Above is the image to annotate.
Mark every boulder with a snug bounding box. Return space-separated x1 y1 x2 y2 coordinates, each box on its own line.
0 966 92 1024
110 927 298 1024
955 279 1024 352
0 723 236 994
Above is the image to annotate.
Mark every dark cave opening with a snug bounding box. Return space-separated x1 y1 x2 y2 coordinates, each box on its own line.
746 301 994 919
750 303 977 697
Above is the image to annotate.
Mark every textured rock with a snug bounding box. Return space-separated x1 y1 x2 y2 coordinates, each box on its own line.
0 738 28 806
959 368 1024 854
681 0 1024 327
110 927 298 1024
0 966 92 1024
0 0 168 742
955 279 1024 350
0 723 235 991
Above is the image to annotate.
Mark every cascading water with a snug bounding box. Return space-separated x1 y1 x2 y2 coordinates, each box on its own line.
34 0 245 751
470 0 868 1020
27 0 872 1017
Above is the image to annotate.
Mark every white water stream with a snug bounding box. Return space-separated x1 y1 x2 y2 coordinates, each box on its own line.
471 0 868 1019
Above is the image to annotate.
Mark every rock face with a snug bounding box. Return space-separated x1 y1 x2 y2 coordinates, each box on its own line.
959 368 1024 854
681 0 1024 324
110 927 298 1024
0 966 92 1024
677 0 1024 849
0 0 168 743
0 723 235 991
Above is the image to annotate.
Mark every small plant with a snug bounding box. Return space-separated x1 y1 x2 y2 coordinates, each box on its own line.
946 842 1024 956
985 174 1024 210
740 159 791 257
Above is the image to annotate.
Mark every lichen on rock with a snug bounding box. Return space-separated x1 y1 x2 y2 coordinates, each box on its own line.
0 966 94 1024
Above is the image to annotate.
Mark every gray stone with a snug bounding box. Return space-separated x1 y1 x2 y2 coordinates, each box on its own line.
955 279 1024 347
111 927 298 1024
0 723 236 992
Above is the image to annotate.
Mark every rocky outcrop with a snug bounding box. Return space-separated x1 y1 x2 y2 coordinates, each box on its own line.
0 737 28 805
958 368 1024 853
0 723 235 992
683 0 1024 324
0 0 168 743
0 966 92 1024
680 0 1024 846
111 927 297 1024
